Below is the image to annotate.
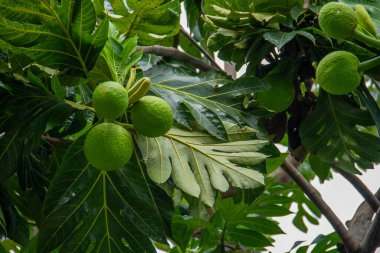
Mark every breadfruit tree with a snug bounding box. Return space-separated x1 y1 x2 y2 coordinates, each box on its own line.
1 0 380 252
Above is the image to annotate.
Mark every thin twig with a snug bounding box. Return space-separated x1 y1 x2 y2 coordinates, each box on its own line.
282 158 359 252
335 166 380 212
136 46 218 72
179 26 223 71
42 135 73 147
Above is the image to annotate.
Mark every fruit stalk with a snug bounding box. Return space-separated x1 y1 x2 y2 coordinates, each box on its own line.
352 29 380 51
358 55 380 71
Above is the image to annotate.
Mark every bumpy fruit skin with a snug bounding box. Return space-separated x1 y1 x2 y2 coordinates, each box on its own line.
131 96 174 137
316 51 361 95
256 74 295 112
84 123 133 171
319 2 358 40
92 81 129 120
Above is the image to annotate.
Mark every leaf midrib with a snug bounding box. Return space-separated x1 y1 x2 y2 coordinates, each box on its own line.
327 94 350 160
165 133 263 181
105 173 156 233
41 170 102 252
155 84 242 113
40 0 89 76
0 5 54 20
103 172 112 252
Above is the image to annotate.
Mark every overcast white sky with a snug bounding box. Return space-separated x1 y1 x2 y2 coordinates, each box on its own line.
269 167 380 253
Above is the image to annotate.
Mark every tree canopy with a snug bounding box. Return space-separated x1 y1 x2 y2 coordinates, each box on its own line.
0 0 380 252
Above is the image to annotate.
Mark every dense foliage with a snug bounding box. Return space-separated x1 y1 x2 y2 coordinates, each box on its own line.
0 0 380 252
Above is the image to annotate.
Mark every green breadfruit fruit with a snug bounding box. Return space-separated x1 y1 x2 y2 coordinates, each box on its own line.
355 5 377 37
319 2 358 40
316 51 361 95
92 81 129 120
131 96 174 137
256 74 295 112
84 123 134 171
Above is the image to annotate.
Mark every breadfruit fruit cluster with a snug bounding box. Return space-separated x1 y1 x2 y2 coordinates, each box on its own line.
319 2 378 40
84 80 174 170
316 2 380 95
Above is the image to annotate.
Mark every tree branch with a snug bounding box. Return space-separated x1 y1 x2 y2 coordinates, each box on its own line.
358 207 380 253
272 146 380 213
335 166 380 212
347 188 380 253
303 0 311 8
281 158 359 252
179 26 223 71
223 62 237 80
278 148 380 252
269 145 308 184
136 46 218 72
346 188 380 251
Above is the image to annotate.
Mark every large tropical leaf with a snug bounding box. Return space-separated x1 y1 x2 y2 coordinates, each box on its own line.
0 186 30 246
0 208 5 237
0 79 72 181
106 0 180 45
136 123 269 206
38 138 172 253
204 0 302 14
171 184 293 252
0 0 109 77
144 64 267 141
3 175 43 224
170 178 322 252
353 86 380 135
300 92 380 173
287 232 340 253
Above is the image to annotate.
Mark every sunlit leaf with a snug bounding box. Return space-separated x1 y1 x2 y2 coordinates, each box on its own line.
137 125 268 206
